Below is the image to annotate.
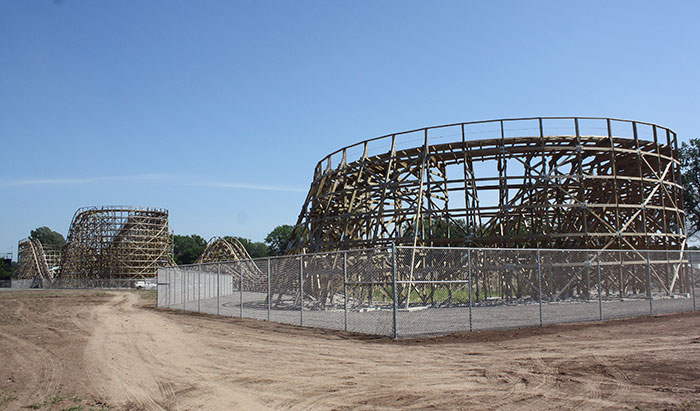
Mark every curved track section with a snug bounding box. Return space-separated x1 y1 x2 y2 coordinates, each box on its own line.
291 117 685 253
197 236 256 264
61 206 171 280
16 238 54 286
196 236 264 281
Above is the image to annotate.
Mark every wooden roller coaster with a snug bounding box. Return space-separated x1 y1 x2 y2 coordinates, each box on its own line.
290 117 686 254
60 206 172 281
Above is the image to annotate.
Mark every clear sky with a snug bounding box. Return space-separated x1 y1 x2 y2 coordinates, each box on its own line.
1 0 699 258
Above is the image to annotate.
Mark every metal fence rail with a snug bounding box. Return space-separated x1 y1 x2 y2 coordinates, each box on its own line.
158 247 699 338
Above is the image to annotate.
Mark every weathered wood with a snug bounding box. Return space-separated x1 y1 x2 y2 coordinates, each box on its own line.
289 117 685 254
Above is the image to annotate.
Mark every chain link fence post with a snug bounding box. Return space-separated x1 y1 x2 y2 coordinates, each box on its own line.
391 243 398 339
537 249 543 327
267 257 271 321
300 254 304 326
198 270 201 313
597 250 603 321
167 268 171 308
646 251 653 315
240 263 244 319
216 263 220 316
182 268 185 310
691 251 697 311
343 251 348 332
467 248 473 332
230 271 234 317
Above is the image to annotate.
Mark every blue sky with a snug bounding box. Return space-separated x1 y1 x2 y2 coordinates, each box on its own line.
1 0 699 258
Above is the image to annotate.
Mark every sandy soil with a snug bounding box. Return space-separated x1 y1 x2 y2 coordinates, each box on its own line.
0 289 699 410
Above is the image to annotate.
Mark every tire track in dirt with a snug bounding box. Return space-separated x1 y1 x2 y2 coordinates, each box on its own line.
475 356 557 410
0 330 61 403
84 293 164 410
84 293 268 410
593 354 633 404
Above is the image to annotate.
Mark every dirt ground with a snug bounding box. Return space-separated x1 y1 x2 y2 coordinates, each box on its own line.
0 290 699 410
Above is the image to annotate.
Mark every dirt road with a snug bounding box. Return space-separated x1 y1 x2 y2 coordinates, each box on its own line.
1 290 699 410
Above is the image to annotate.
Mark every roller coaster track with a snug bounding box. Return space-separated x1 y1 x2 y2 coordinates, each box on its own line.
16 238 53 286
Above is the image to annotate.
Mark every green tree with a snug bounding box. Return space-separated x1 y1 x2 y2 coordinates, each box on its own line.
173 234 207 265
681 139 700 239
0 259 13 281
265 225 295 255
400 218 471 243
29 226 66 250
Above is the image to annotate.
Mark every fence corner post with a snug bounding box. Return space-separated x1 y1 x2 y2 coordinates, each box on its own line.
217 263 220 316
343 251 348 332
391 243 398 339
646 250 653 315
537 249 543 327
690 251 697 311
597 250 603 321
467 248 473 332
267 257 271 321
300 254 304 326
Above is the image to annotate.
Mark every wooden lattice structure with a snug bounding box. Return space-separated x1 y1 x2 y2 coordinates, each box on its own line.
197 236 256 264
290 117 686 254
60 206 172 280
16 238 55 285
196 236 265 284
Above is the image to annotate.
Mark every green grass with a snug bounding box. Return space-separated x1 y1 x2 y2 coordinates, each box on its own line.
18 393 90 410
139 290 157 300
371 286 476 304
1 394 17 407
2 291 65 299
50 395 66 404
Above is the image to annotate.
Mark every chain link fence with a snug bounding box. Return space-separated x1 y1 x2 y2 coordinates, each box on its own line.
8 277 157 289
158 246 700 338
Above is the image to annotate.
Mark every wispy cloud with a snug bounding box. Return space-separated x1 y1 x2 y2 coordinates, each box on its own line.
190 181 306 193
0 174 306 193
0 174 169 187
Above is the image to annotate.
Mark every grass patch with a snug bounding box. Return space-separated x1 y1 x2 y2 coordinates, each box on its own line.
1 394 17 406
61 406 83 411
51 394 66 404
2 292 66 299
25 403 42 409
139 290 157 300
